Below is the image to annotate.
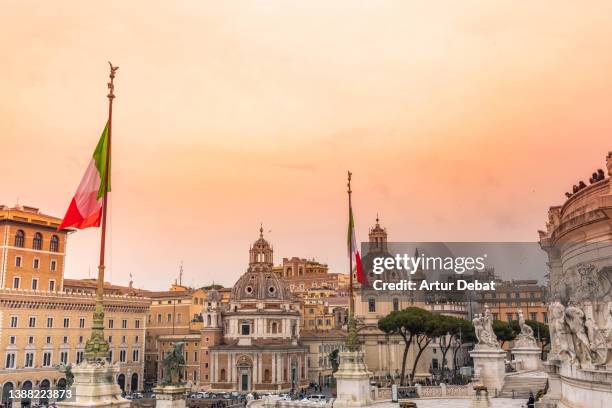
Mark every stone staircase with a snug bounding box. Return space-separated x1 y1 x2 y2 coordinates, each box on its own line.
499 370 548 399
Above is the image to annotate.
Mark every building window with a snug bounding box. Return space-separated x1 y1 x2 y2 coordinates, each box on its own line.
60 351 68 364
63 317 70 328
24 352 34 367
133 350 139 362
79 318 86 328
122 319 128 329
543 313 549 324
241 323 250 335
119 350 126 363
29 317 36 328
157 314 161 323
14 230 25 247
50 235 60 252
167 313 172 323
47 317 54 328
31 278 38 290
108 319 114 329
63 336 68 344
28 336 34 344
177 313 182 323
49 280 56 292
220 369 227 381
50 260 57 272
46 336 51 344
10 316 18 328
33 258 40 269
507 313 513 322
5 353 16 369
108 351 113 362
15 256 22 267
9 336 16 345
368 298 376 313
43 352 52 367
393 298 399 311
33 233 43 250
76 351 84 364
135 319 141 329
530 312 538 321
13 277 20 289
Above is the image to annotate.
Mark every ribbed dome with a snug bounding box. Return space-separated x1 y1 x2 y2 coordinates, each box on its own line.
230 270 293 301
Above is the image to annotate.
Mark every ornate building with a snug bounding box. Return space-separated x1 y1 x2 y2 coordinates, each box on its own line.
202 228 308 392
538 152 612 408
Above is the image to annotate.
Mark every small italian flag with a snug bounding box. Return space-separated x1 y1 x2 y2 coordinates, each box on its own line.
58 123 110 231
348 206 367 285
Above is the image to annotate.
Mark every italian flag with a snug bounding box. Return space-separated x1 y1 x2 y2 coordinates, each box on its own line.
58 123 110 231
348 206 367 285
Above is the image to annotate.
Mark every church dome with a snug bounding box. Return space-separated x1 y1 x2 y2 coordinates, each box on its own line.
230 269 293 301
229 226 294 302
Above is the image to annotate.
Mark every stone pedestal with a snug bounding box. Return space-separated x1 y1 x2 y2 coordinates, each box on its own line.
469 347 506 395
470 385 491 408
333 351 373 407
512 346 543 371
153 385 188 408
57 361 130 408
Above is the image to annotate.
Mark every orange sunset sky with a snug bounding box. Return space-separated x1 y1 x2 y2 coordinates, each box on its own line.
1 1 611 290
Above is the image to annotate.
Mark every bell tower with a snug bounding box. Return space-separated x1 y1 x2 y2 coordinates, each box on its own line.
368 215 387 253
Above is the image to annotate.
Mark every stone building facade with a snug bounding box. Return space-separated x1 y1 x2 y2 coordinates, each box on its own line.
0 289 149 405
0 205 68 293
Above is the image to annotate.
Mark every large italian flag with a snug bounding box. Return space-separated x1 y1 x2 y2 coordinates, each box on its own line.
348 206 367 285
58 123 110 231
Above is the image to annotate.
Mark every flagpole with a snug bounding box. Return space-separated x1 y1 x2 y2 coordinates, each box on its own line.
85 62 118 362
347 171 354 317
345 171 359 352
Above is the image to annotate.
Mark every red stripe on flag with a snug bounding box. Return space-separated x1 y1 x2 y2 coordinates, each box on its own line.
355 250 368 285
57 198 102 231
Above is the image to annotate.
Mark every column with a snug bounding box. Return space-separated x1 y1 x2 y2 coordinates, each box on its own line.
272 354 277 383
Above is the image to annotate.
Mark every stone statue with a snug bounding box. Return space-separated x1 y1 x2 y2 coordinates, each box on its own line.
606 151 612 176
565 305 592 366
585 317 607 365
162 342 186 385
548 301 575 362
473 309 499 349
514 310 537 348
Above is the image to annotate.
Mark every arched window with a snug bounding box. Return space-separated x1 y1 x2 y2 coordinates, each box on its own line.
33 233 43 250
14 230 25 248
220 369 227 381
50 235 59 252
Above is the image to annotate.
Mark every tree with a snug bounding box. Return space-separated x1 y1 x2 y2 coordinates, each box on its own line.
378 307 434 385
433 315 457 376
493 320 516 348
451 318 476 376
410 313 445 382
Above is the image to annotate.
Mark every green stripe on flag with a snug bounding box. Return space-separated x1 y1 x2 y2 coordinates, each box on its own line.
93 122 111 199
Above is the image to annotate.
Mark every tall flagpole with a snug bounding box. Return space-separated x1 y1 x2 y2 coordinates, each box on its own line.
85 62 118 362
346 171 359 351
347 171 354 317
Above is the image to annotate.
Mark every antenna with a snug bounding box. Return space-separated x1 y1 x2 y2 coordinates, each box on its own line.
179 261 184 286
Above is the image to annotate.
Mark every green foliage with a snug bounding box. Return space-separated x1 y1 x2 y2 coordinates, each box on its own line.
493 320 516 347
